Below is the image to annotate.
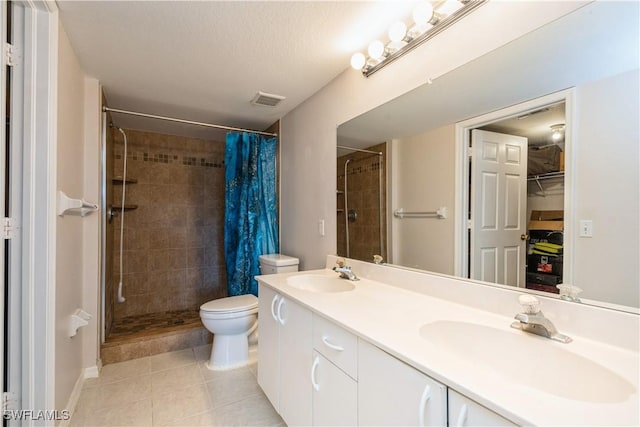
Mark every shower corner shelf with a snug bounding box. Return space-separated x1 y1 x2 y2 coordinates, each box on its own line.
112 176 138 184
112 204 138 211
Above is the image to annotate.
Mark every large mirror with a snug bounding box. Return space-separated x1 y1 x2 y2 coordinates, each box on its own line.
337 1 639 310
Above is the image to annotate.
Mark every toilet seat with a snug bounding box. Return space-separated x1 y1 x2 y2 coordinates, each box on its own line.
200 294 258 316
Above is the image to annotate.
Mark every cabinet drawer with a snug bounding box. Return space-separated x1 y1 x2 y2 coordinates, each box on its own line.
448 389 516 427
312 314 357 379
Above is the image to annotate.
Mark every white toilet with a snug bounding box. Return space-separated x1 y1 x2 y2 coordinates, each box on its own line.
199 253 299 370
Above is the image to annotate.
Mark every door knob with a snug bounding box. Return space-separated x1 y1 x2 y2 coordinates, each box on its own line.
520 234 529 241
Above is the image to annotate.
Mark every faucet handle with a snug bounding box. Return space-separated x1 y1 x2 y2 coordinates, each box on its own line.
518 294 541 314
335 258 347 268
556 284 582 302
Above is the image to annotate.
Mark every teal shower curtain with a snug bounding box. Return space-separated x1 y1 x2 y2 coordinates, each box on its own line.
224 132 278 296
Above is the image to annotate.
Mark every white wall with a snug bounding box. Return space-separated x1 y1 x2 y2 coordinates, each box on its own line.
390 125 456 274
573 69 639 307
56 22 86 409
280 1 586 270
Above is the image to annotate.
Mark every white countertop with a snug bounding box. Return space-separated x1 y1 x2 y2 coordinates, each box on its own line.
257 268 639 426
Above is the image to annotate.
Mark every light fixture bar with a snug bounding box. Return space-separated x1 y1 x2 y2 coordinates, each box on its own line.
362 0 487 78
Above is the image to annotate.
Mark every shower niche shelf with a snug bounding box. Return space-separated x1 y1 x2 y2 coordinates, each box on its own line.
112 176 138 184
112 204 138 211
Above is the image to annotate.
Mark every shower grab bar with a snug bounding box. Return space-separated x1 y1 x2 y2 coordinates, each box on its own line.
58 191 99 217
393 207 447 219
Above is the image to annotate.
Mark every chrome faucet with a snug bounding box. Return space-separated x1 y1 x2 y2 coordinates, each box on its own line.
511 294 572 343
333 258 359 281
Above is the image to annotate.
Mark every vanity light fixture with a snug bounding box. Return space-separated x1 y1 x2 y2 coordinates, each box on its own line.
351 0 486 77
550 123 565 141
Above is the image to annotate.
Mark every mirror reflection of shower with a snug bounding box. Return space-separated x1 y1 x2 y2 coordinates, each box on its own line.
337 143 387 262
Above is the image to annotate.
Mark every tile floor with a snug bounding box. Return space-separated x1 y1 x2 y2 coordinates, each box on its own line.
71 345 284 427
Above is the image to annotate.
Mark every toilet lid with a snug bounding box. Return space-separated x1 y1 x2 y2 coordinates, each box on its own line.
200 294 258 313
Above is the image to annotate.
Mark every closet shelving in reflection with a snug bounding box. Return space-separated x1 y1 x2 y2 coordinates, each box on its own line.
527 171 564 196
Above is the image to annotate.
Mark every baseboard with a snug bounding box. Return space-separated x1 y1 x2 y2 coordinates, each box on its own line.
59 366 100 426
84 364 100 379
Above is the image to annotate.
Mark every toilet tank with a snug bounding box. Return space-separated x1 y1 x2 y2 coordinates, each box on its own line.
259 254 299 275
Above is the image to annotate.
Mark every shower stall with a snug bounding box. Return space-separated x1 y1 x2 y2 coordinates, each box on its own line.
100 111 229 363
336 142 387 262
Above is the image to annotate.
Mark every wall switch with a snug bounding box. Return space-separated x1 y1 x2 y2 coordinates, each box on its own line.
579 220 593 237
318 219 325 237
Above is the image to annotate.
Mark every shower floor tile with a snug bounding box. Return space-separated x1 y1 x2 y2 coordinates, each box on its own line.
107 309 202 343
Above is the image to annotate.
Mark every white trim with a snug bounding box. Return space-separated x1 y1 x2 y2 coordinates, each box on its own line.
0 1 7 410
16 0 58 418
83 365 100 379
454 89 575 285
59 370 86 427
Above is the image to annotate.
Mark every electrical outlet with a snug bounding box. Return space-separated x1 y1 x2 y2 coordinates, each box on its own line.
579 220 593 237
318 219 325 237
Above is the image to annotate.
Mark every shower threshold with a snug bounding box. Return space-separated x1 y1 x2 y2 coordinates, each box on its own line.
106 308 202 344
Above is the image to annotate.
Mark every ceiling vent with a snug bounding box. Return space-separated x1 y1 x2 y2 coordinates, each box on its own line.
251 91 285 107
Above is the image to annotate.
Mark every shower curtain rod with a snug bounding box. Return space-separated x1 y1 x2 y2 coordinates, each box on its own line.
337 145 382 155
102 107 278 137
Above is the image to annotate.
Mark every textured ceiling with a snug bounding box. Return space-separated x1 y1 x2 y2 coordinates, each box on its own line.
57 0 417 139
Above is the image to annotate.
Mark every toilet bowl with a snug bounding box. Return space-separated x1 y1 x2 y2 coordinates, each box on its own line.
200 254 299 370
199 294 258 370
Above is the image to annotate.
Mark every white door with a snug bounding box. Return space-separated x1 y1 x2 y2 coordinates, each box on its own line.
278 296 313 426
448 389 516 427
1 0 8 409
3 1 24 416
312 351 358 426
471 130 528 287
257 283 280 410
358 340 447 426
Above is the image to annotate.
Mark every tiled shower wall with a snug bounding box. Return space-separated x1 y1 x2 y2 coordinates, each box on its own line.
337 142 387 262
110 128 227 322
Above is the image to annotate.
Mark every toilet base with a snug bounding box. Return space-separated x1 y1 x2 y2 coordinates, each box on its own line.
205 333 251 371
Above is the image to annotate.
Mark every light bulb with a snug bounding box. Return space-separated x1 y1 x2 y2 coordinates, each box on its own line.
437 0 463 17
350 52 366 70
368 40 385 60
413 1 434 25
388 21 407 43
550 124 565 141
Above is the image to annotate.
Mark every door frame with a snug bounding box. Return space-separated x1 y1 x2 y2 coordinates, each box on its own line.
454 89 575 286
7 0 58 419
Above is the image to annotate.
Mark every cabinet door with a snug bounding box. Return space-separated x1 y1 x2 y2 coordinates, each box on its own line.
257 283 280 410
312 351 358 427
358 340 447 426
448 389 516 427
279 296 313 426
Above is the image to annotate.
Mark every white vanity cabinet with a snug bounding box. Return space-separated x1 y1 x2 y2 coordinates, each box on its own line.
448 389 516 427
358 340 447 426
311 314 358 426
257 283 313 426
312 351 358 426
259 280 519 427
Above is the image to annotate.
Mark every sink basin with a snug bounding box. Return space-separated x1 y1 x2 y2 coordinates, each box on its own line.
287 274 355 293
419 320 635 403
